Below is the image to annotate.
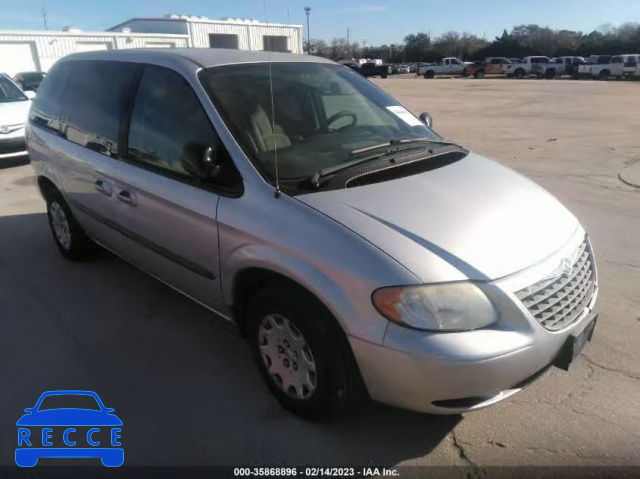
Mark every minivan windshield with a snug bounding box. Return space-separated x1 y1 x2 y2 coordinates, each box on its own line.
199 62 439 180
0 75 28 103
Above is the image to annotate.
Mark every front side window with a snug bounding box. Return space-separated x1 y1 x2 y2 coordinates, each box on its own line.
611 56 622 64
199 62 439 180
61 61 140 157
0 74 27 103
127 67 225 180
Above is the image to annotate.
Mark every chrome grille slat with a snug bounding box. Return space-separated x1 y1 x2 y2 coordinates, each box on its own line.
526 260 591 317
516 244 588 303
515 237 596 331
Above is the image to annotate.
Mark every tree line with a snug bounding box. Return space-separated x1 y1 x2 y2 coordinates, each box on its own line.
304 23 640 62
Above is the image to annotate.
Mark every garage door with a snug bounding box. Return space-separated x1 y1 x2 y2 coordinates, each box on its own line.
74 42 112 52
0 42 38 76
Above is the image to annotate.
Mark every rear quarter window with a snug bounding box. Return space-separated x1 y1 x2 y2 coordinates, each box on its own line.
29 62 72 133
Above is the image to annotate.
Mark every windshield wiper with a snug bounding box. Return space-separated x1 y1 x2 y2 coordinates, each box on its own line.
310 138 461 189
350 137 457 156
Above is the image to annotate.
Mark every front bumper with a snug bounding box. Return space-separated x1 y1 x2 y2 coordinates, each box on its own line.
0 128 27 159
350 230 599 415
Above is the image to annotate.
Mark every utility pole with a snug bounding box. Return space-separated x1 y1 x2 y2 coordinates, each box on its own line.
347 27 351 58
362 38 367 58
42 7 49 30
304 6 311 54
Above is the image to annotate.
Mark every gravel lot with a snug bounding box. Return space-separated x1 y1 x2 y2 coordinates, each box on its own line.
1 77 639 473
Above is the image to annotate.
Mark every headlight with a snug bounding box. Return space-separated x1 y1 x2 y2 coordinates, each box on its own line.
372 283 498 332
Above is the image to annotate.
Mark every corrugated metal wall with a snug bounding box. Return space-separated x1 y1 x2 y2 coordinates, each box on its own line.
0 33 189 72
188 21 303 53
0 20 303 75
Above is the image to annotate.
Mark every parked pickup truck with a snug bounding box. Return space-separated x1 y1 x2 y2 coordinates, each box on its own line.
577 56 611 79
419 58 472 78
466 57 513 78
541 56 585 79
578 54 640 80
345 62 389 78
505 56 550 78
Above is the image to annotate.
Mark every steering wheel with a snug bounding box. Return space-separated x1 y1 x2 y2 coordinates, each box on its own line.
326 110 357 132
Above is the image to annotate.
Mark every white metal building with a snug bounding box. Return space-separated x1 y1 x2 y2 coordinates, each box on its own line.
0 14 303 75
109 15 304 54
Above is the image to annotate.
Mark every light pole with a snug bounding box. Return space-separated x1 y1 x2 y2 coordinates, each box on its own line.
304 6 311 54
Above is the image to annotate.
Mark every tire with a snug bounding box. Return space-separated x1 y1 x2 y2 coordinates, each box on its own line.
544 70 555 79
474 70 485 79
381 71 388 79
246 284 366 421
599 70 610 81
461 68 469 77
44 188 95 260
514 69 525 79
424 70 435 79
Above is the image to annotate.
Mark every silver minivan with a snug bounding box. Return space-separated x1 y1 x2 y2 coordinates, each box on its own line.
28 49 599 421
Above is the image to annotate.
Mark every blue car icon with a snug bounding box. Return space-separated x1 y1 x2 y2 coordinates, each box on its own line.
16 390 123 467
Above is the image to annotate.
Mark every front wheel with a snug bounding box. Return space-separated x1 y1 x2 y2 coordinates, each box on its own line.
513 69 525 79
246 285 366 421
474 70 485 79
424 70 435 79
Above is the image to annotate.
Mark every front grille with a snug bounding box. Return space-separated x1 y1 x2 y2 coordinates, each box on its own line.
515 238 596 331
0 138 26 155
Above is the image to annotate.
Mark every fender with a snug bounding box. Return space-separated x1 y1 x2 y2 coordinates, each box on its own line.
221 243 385 343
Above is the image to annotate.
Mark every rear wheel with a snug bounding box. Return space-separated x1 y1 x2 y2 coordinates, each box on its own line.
44 188 95 260
424 70 435 79
246 285 366 421
474 70 485 79
461 68 469 77
380 70 388 79
513 69 525 79
599 70 610 81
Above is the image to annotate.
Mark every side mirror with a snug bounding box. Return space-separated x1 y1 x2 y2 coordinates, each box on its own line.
25 90 36 100
105 408 115 413
24 408 33 413
182 143 221 181
419 112 433 128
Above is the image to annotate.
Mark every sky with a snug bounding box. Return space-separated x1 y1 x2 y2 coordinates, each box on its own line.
2 0 640 45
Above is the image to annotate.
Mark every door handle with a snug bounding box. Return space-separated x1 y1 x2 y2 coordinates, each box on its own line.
117 189 137 207
94 179 112 196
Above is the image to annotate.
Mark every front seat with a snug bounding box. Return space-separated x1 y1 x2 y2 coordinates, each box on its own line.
246 103 291 153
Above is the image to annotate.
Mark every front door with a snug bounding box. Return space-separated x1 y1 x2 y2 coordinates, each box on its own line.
113 66 225 309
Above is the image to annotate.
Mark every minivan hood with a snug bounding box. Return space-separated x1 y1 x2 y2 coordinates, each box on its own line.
0 100 30 126
297 153 578 282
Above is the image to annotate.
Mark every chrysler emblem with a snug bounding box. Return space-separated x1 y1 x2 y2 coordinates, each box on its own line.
560 258 573 276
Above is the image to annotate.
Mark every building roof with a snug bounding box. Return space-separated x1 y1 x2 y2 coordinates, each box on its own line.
108 16 301 32
58 48 333 69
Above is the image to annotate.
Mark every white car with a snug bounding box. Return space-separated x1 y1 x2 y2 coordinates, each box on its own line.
0 73 31 160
